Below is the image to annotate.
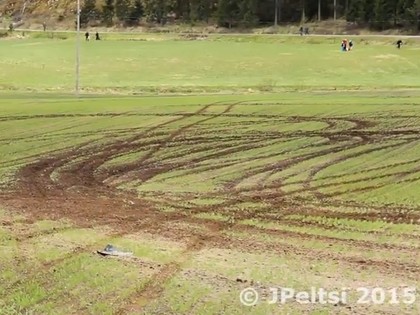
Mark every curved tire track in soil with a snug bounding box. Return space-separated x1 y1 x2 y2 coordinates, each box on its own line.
1 105 419 311
0 101 243 312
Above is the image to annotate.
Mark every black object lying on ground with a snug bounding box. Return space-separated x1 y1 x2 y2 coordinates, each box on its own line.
97 244 133 257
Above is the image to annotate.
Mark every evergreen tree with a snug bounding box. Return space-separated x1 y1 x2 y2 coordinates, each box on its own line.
128 0 144 25
416 0 420 29
372 0 392 29
363 0 376 23
102 0 115 26
143 0 172 24
116 0 131 22
80 0 98 26
239 0 258 26
4 0 420 31
396 0 412 26
347 0 365 22
217 0 240 27
401 0 417 27
195 0 212 22
190 0 200 21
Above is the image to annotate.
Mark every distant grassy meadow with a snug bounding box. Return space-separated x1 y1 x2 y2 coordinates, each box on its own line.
1 33 420 93
0 34 419 314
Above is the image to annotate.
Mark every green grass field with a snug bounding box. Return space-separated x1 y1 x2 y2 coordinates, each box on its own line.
1 33 420 93
0 34 419 314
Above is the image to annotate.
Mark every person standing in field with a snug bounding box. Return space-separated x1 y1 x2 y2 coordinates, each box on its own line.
341 39 348 51
396 40 403 49
85 31 90 41
95 32 101 40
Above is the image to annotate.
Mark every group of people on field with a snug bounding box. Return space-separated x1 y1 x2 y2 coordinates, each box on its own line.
340 38 404 51
82 30 405 51
341 39 353 51
85 31 101 41
299 26 309 36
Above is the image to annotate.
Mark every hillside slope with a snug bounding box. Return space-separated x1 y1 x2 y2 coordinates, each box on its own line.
0 0 77 22
1 1 417 34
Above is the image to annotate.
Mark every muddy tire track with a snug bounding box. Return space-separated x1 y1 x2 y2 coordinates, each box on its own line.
1 105 419 312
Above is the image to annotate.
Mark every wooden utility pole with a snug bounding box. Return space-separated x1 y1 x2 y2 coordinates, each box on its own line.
301 0 305 22
318 0 321 21
274 0 278 26
76 0 80 96
334 0 337 20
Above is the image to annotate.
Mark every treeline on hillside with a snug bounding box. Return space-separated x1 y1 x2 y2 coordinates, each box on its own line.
80 0 420 30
